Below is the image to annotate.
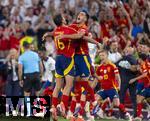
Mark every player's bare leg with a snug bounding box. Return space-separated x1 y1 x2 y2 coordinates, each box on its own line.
93 94 107 119
80 77 97 105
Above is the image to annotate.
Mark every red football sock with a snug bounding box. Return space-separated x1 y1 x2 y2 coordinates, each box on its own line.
52 97 58 107
62 95 69 111
70 100 76 113
137 103 143 117
119 103 126 113
79 101 86 115
74 82 81 103
101 100 109 111
108 109 113 116
80 81 95 102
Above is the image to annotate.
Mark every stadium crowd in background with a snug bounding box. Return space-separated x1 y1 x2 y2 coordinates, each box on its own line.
0 0 150 121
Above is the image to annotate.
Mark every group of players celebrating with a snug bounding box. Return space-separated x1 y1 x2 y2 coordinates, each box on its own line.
43 10 150 121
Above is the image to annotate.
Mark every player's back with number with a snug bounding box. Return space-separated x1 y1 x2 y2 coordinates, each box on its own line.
53 25 77 78
53 26 77 58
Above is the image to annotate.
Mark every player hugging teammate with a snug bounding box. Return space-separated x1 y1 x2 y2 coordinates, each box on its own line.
42 11 150 121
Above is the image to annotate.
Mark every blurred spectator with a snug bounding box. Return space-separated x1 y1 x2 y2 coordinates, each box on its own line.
24 7 38 27
143 14 150 37
9 28 23 50
108 41 122 64
0 58 7 95
5 49 21 96
89 16 101 42
38 48 55 96
89 1 99 16
131 16 143 38
10 6 22 24
0 6 10 26
43 32 56 58
20 21 36 53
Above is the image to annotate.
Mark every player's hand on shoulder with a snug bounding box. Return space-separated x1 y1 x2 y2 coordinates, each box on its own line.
55 34 64 40
129 78 136 84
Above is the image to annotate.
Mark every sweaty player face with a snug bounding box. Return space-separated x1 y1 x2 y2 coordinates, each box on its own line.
76 12 87 24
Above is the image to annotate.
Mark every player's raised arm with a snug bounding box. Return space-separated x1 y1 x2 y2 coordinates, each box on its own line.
55 31 85 40
129 72 148 84
83 36 103 50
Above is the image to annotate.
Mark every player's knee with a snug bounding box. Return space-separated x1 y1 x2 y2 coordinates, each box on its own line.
96 94 102 102
137 95 144 103
114 102 119 107
55 85 61 92
65 83 73 89
64 84 73 93
72 96 76 101
113 99 120 107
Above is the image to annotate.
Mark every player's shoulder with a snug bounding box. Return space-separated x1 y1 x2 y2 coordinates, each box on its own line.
80 24 87 29
69 23 78 28
79 24 87 31
66 24 78 32
96 64 103 69
53 26 65 35
108 61 117 68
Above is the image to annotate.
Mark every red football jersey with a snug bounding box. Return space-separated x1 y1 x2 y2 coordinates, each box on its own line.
96 61 119 90
69 23 89 55
53 25 77 57
138 60 150 87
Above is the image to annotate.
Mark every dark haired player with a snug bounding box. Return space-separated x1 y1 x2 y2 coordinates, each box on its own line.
43 12 101 121
129 53 150 121
50 14 85 121
58 11 101 121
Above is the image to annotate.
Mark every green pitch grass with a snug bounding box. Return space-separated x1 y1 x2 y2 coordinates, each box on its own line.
0 116 126 121
58 117 126 121
0 116 50 121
